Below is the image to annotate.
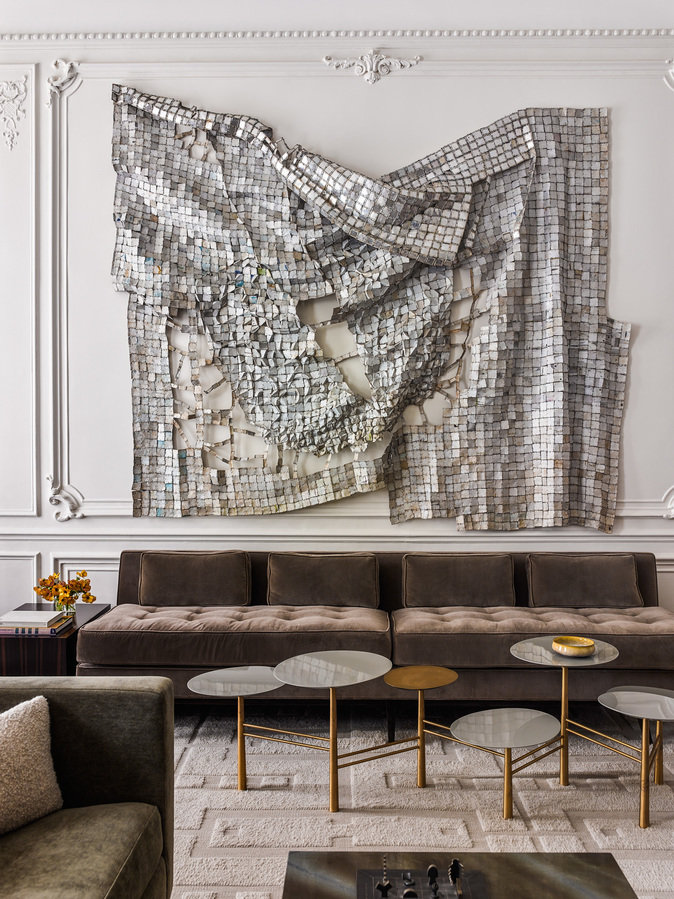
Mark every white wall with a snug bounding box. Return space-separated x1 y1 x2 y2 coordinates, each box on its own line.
1 1 673 612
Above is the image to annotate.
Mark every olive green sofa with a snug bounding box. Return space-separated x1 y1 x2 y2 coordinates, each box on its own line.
0 676 173 899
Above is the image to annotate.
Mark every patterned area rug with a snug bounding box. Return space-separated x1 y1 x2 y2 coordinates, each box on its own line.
172 702 674 899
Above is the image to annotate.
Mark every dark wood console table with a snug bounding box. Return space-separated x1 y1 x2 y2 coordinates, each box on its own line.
0 603 110 676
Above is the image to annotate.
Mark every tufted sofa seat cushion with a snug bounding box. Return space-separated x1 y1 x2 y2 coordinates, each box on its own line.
78 604 391 668
392 606 674 669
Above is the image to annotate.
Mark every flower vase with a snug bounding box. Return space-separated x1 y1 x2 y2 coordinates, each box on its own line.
55 599 76 617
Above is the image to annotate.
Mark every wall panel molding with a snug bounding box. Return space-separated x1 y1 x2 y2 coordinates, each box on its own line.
50 553 120 577
47 58 83 522
0 551 40 584
0 64 37 517
43 54 673 524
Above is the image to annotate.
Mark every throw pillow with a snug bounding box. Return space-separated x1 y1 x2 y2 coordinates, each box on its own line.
0 695 63 835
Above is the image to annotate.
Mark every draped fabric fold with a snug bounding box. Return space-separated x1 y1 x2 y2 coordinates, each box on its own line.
112 85 629 530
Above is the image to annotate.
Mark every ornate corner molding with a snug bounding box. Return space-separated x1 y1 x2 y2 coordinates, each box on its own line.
46 58 80 107
663 485 674 519
665 59 674 92
47 475 84 522
0 76 27 150
323 49 421 84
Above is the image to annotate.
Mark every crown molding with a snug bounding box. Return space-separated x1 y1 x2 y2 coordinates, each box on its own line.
0 28 673 43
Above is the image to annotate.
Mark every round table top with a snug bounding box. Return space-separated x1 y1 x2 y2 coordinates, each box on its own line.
451 707 560 750
273 650 392 689
598 685 674 722
384 665 458 691
510 636 619 668
187 666 281 698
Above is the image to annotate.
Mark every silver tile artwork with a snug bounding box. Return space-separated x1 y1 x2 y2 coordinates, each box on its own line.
111 85 629 530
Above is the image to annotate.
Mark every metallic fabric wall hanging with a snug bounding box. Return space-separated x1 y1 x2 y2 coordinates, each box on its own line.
111 85 629 530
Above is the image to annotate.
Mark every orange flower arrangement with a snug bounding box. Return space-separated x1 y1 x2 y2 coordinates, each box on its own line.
34 570 96 610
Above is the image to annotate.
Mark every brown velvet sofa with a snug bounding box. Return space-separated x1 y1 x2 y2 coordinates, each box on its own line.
76 550 674 702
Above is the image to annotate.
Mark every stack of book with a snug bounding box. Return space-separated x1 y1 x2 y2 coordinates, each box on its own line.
0 606 75 635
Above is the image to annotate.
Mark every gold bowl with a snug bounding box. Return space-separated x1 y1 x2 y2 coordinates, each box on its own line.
551 636 595 657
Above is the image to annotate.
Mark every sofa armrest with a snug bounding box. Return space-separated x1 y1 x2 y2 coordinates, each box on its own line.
0 675 174 894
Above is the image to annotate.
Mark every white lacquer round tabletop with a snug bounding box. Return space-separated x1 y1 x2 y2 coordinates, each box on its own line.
451 707 560 750
187 666 281 698
598 685 674 722
274 650 392 689
510 636 618 668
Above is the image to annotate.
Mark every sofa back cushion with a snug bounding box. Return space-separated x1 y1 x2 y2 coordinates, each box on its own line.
139 551 250 606
403 553 516 607
527 553 644 608
267 552 379 607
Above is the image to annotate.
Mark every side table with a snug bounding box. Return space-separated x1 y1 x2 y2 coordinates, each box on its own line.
0 602 110 676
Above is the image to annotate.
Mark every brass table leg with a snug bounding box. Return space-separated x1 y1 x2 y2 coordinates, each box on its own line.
417 688 426 788
237 695 247 791
503 747 513 819
329 687 339 812
640 717 650 828
560 666 569 786
655 720 664 786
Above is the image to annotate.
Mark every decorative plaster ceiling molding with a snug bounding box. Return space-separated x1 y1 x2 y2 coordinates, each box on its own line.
323 49 421 82
1 29 674 42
